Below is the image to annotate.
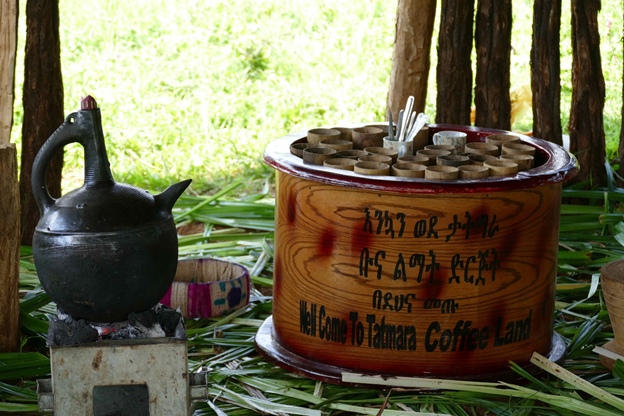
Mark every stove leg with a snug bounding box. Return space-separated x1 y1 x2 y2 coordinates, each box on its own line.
37 379 54 412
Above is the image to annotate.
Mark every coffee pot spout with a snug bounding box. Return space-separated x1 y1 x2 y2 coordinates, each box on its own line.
155 179 192 214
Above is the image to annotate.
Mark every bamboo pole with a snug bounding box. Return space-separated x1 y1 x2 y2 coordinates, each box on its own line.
0 0 18 145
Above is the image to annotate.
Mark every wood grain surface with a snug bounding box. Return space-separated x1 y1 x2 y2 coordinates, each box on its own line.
20 0 65 245
0 0 18 145
435 0 474 125
272 171 562 377
386 0 436 120
0 144 20 351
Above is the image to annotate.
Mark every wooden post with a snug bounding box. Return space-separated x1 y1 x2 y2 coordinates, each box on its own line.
474 0 512 130
386 0 437 120
0 143 20 352
531 0 563 145
1 0 18 145
435 0 474 125
20 0 65 245
569 0 605 186
0 0 20 352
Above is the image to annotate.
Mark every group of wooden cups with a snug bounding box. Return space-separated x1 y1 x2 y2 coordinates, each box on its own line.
291 128 535 180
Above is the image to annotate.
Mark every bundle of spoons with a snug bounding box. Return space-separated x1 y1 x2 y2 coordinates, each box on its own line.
389 96 428 143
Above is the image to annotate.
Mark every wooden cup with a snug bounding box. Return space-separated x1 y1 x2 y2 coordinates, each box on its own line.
458 165 489 179
398 155 430 166
468 154 498 166
484 160 519 176
323 158 358 171
365 146 399 164
331 127 353 142
485 134 520 154
307 128 341 145
413 126 429 151
354 161 390 176
425 144 455 153
436 155 470 167
365 124 393 136
290 142 309 158
599 260 624 370
351 127 385 150
464 142 499 156
358 154 393 164
391 163 426 178
335 149 368 160
319 139 353 151
417 149 451 165
425 165 459 180
501 154 534 171
303 147 337 165
502 142 536 156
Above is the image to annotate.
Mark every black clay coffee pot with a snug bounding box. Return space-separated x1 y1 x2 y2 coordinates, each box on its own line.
32 96 191 322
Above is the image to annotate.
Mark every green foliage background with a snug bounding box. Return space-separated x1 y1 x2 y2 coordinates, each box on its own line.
8 0 624 193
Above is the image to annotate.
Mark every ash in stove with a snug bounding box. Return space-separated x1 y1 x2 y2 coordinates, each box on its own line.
48 304 185 347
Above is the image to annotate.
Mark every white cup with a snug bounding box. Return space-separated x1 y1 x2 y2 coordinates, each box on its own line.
432 131 467 154
383 137 413 158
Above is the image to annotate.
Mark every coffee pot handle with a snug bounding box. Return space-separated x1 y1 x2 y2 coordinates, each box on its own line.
32 112 84 215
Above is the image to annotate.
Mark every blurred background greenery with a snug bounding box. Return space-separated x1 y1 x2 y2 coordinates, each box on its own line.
9 0 624 194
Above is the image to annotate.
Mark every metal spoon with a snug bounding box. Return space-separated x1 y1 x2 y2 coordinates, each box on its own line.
398 96 414 142
403 111 416 142
396 110 404 141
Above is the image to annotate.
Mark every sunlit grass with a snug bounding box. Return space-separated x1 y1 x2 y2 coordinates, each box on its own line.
8 0 623 193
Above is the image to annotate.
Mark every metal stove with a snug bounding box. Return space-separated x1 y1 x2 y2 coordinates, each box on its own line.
36 309 207 415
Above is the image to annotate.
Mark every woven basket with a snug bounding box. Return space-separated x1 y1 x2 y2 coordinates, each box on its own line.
161 258 250 318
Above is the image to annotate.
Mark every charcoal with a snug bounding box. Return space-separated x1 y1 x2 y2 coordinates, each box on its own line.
157 306 182 335
48 315 99 346
49 303 185 345
128 308 157 328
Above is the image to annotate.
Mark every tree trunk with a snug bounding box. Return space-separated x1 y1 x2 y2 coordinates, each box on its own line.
474 0 512 130
387 0 437 120
0 144 20 352
20 0 64 245
569 0 605 187
0 0 18 145
435 0 474 125
531 0 563 145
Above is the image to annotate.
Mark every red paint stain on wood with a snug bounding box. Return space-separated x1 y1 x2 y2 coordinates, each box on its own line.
319 227 337 256
497 226 522 262
286 191 297 224
351 221 373 253
421 267 446 300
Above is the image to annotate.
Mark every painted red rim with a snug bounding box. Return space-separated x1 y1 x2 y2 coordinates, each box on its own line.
263 124 579 194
